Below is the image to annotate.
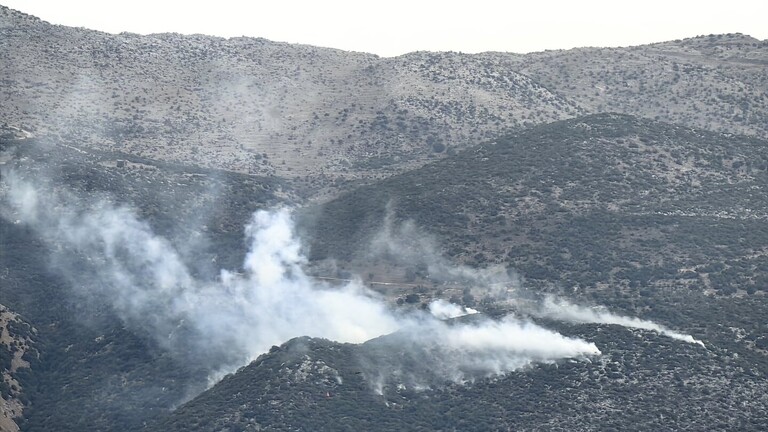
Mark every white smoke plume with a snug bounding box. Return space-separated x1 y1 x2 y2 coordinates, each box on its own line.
428 299 478 319
367 209 704 349
362 316 600 392
3 172 398 371
535 296 705 346
411 316 600 377
1 171 601 387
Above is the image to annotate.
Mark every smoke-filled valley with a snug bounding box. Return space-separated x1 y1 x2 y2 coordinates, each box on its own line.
1 5 768 431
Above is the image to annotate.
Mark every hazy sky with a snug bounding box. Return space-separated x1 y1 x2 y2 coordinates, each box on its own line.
4 1 767 57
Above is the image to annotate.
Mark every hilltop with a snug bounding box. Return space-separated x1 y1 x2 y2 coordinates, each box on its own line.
153 319 768 431
1 5 766 191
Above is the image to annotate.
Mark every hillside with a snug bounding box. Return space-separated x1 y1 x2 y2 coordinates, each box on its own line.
0 305 36 432
152 113 768 431
1 5 766 188
145 114 768 432
154 315 768 431
307 114 768 299
0 5 579 183
2 108 768 432
514 33 768 137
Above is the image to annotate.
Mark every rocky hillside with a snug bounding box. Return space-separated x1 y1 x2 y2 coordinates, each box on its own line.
514 33 768 137
0 305 36 432
155 110 768 432
0 6 579 182
1 6 766 186
307 114 768 300
152 311 768 431
3 113 763 431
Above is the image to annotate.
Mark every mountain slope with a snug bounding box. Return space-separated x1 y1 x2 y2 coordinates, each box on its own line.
153 311 768 431
1 6 767 431
1 6 766 186
153 112 768 431
0 5 580 182
307 113 768 298
515 33 768 137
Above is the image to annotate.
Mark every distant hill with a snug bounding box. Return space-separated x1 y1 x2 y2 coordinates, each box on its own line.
514 33 768 137
1 5 766 188
0 5 579 182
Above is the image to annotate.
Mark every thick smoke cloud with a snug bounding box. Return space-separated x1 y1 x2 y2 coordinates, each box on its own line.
1 171 702 395
1 171 600 385
2 172 400 375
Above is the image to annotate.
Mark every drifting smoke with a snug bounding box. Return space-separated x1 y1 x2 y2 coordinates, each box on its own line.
428 299 478 319
3 172 400 373
369 209 522 297
535 296 705 346
2 170 703 397
1 172 600 385
370 209 703 348
362 315 600 392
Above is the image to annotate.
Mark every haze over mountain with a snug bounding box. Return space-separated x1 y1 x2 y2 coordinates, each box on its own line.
1 5 767 432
